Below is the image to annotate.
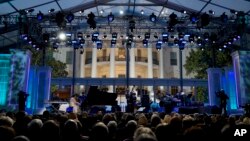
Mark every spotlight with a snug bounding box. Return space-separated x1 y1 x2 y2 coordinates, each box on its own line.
43 33 50 43
87 12 96 29
190 13 198 24
79 10 84 14
21 34 28 40
79 38 85 47
230 9 238 15
56 12 65 27
129 20 135 32
27 9 34 13
188 34 194 43
119 10 124 15
197 38 202 46
77 32 83 39
92 32 99 42
162 32 168 43
66 12 74 23
169 12 178 26
37 11 44 21
209 10 215 15
145 32 150 40
49 9 55 13
181 10 187 14
141 10 144 15
150 13 156 22
103 34 107 39
96 40 102 50
112 32 117 39
168 26 174 32
178 32 184 40
178 40 185 50
203 32 209 41
201 12 210 27
58 32 66 41
156 40 162 50
108 12 114 22
174 38 179 45
143 39 148 47
111 40 116 46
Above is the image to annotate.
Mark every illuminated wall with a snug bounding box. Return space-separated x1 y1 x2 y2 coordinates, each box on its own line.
222 67 237 110
0 54 11 106
27 66 51 114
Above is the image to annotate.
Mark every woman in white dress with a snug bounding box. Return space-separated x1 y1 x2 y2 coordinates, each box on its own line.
69 94 81 113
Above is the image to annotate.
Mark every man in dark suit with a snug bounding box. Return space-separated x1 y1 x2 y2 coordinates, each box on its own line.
216 89 229 115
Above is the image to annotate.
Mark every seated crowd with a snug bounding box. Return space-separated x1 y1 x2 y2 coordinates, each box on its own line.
0 109 250 141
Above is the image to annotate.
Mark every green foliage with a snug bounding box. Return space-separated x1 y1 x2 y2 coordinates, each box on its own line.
195 87 208 103
24 46 68 78
184 46 233 79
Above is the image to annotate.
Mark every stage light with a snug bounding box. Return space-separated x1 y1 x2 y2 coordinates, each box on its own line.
143 39 148 47
209 10 215 15
100 9 104 14
162 32 168 43
174 38 179 46
77 32 83 39
49 9 55 13
96 40 102 50
129 20 135 32
37 11 44 21
220 12 228 23
27 9 34 13
169 12 178 26
181 10 186 14
190 13 198 24
58 32 66 41
230 9 238 15
168 26 174 32
66 12 74 23
79 39 85 47
178 32 184 40
92 32 99 42
87 12 96 29
108 12 114 22
150 13 156 22
156 40 162 50
56 12 65 27
145 32 150 40
188 34 194 43
141 10 144 15
201 12 210 27
178 40 185 50
203 32 209 41
111 40 116 46
119 10 124 15
43 33 50 43
197 38 202 46
79 10 84 14
112 32 117 39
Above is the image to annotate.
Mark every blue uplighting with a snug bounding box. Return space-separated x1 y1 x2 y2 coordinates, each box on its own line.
0 54 11 106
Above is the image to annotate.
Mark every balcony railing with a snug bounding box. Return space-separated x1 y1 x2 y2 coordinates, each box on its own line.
86 56 159 65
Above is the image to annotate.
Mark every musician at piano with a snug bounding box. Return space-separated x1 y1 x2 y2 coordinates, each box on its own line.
69 94 81 113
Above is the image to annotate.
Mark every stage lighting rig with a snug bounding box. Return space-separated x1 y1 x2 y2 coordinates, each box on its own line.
108 12 114 22
96 40 103 50
190 13 198 24
37 11 44 22
143 39 148 47
150 13 156 22
92 32 99 42
87 12 96 29
156 40 162 50
145 33 150 40
66 12 75 23
169 12 178 27
162 32 168 43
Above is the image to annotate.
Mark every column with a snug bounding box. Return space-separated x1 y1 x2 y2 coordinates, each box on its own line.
206 68 223 106
91 47 97 78
158 48 164 91
129 47 135 78
79 49 86 91
109 47 115 92
147 44 153 100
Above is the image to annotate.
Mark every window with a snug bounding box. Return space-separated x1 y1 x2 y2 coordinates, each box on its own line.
137 49 141 57
118 74 125 78
66 51 73 64
170 52 177 66
85 51 92 64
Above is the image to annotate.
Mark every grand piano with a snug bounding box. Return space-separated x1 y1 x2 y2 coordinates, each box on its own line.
86 86 118 106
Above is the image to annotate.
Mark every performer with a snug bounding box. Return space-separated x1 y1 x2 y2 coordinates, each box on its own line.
216 89 229 115
69 94 81 113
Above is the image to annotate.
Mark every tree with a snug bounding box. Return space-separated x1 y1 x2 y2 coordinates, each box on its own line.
184 45 234 103
184 45 233 79
24 46 68 93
